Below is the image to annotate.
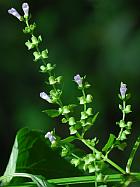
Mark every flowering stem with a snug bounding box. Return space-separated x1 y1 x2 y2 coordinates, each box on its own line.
80 138 126 174
118 100 126 140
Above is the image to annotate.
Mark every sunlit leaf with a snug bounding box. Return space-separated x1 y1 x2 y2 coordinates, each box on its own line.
2 128 83 186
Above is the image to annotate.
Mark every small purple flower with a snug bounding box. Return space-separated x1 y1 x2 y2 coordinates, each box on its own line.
40 92 52 103
45 131 56 144
74 74 82 86
22 2 29 17
120 82 127 98
8 8 21 20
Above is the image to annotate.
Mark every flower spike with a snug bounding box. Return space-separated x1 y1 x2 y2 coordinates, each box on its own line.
8 8 21 20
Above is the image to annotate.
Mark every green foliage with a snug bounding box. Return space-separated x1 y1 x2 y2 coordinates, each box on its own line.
0 128 83 186
3 2 140 187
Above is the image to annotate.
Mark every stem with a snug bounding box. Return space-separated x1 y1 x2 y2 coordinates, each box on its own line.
93 160 98 187
126 136 140 173
47 173 140 185
81 139 126 174
82 87 86 111
2 173 140 186
25 19 65 110
118 100 126 140
105 157 126 174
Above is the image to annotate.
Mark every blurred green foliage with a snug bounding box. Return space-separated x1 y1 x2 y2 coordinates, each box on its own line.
1 0 140 185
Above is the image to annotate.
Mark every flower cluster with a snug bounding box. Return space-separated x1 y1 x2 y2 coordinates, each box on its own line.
117 82 132 141
102 82 132 156
8 2 29 20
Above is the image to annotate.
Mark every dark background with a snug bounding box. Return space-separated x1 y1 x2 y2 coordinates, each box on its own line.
1 0 140 186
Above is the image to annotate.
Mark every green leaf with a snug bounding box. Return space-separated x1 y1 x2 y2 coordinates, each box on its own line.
92 112 99 124
2 128 82 186
43 109 60 117
61 136 77 143
2 137 18 185
1 173 54 187
102 134 116 152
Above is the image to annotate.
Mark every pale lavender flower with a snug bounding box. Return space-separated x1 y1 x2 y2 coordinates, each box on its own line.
120 82 127 98
22 2 29 16
45 132 56 144
8 8 21 20
74 74 82 86
40 92 52 103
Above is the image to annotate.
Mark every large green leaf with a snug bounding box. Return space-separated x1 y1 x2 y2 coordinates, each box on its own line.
2 128 83 186
2 137 18 184
1 173 54 187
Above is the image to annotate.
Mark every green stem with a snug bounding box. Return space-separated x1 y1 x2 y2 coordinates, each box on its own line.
25 19 65 109
126 136 140 173
82 87 86 111
118 100 126 140
93 160 98 187
1 173 140 186
81 139 126 174
47 173 140 185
